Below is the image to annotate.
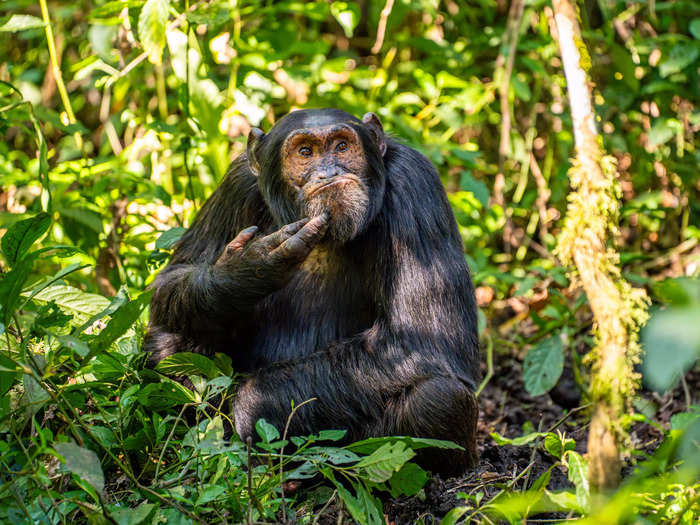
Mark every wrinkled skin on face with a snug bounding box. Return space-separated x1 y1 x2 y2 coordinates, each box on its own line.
247 109 387 245
281 124 370 243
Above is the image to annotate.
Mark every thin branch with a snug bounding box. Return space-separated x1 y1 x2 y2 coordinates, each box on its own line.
372 0 395 54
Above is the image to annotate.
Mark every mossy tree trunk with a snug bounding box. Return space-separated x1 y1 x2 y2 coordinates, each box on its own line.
550 0 649 492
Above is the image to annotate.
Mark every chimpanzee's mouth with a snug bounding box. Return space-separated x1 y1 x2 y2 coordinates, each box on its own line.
306 175 361 198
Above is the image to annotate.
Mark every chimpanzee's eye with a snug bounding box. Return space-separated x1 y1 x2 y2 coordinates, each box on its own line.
335 141 348 152
299 146 312 157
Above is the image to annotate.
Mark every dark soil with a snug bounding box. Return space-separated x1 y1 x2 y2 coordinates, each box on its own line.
311 353 700 524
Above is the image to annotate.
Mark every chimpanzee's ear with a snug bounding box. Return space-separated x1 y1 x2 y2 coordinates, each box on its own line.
362 112 387 157
247 128 264 176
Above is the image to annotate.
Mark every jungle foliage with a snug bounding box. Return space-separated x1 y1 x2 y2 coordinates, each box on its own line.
0 0 699 523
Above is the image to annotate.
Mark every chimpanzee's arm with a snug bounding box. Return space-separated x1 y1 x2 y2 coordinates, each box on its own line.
234 144 480 465
145 159 273 359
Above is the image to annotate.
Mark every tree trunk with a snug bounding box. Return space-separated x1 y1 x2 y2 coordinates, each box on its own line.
550 0 649 492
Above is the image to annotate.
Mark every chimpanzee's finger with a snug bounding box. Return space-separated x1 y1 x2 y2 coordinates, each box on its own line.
258 218 309 250
271 213 329 261
215 226 258 266
226 226 259 254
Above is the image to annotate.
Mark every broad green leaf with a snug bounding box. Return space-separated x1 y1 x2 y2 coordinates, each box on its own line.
255 418 280 443
460 171 490 208
78 287 129 333
490 431 548 446
691 19 700 40
642 307 700 391
441 507 469 525
29 284 110 325
330 2 360 38
137 380 195 409
1 212 50 265
318 429 347 441
155 352 221 380
543 433 576 459
22 263 90 306
138 0 170 65
111 503 156 525
523 334 564 396
195 485 225 506
347 435 462 454
388 462 427 497
0 15 44 32
659 43 700 77
647 120 674 148
55 334 91 358
54 441 105 494
354 441 415 482
155 226 186 250
90 292 151 352
564 451 590 513
0 264 31 324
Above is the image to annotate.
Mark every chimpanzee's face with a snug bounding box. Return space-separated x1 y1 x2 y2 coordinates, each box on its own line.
248 109 387 244
281 123 371 243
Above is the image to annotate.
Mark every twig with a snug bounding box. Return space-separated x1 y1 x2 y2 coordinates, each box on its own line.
106 0 208 88
247 436 253 525
38 0 82 150
475 334 493 398
279 397 317 523
493 0 525 252
312 489 337 525
371 0 395 54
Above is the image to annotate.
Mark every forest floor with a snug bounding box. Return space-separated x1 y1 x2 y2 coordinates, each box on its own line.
380 358 699 525
309 352 698 524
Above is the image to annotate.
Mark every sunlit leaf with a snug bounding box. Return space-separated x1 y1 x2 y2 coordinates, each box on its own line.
138 0 170 65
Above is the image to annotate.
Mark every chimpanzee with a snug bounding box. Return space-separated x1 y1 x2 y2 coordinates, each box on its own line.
144 108 480 474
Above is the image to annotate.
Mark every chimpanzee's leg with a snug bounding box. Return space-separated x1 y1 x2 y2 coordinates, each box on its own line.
379 377 478 475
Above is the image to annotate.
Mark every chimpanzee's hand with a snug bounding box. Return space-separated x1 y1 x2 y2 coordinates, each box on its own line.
215 214 329 292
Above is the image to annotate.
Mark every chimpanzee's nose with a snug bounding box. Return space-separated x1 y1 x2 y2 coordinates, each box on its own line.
317 164 341 180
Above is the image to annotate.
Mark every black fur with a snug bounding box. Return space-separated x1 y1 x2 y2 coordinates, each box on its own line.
144 109 480 474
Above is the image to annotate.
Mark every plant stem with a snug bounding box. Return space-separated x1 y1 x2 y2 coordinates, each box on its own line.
38 0 83 150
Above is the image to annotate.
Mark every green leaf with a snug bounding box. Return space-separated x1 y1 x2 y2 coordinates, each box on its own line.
28 284 110 325
511 75 531 101
460 171 490 208
1 212 51 266
490 431 548 446
0 264 31 325
255 418 280 443
543 433 576 459
55 334 91 358
137 380 195 409
155 352 221 379
564 451 590 513
111 503 156 525
155 227 186 250
523 334 564 396
23 263 91 307
659 43 700 78
54 441 105 494
691 19 700 40
330 2 360 38
195 485 225 506
0 15 44 32
441 507 469 525
647 120 674 148
354 441 415 482
388 463 427 497
90 292 151 352
347 435 462 455
138 0 170 65
642 307 700 391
